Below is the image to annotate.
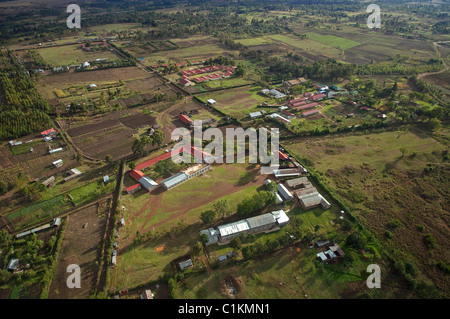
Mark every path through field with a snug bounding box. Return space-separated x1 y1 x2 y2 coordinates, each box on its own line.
417 41 449 79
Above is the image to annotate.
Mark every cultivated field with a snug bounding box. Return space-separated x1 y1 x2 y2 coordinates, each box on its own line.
37 44 119 67
49 198 111 298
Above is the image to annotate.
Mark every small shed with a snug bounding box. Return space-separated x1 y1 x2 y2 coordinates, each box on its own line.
207 99 216 106
140 290 153 299
103 175 110 184
7 258 19 272
179 259 193 271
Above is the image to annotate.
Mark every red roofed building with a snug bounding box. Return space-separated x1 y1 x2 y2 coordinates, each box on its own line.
41 128 56 136
360 106 370 111
310 94 326 101
290 100 307 108
178 114 193 125
281 110 294 118
347 101 357 106
295 102 318 111
125 183 141 194
301 109 319 117
278 151 289 161
304 92 313 97
129 169 145 182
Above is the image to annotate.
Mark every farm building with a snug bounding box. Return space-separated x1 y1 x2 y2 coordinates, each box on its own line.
140 290 154 299
269 113 291 124
378 114 387 119
161 172 189 190
294 102 318 111
317 243 345 263
249 111 263 119
178 114 193 126
283 77 307 88
310 94 326 101
41 128 56 137
179 259 193 271
125 183 141 194
64 168 82 182
49 147 63 154
273 168 301 179
281 110 295 119
296 187 331 210
139 176 158 191
278 151 289 161
360 106 370 111
103 175 110 184
277 183 294 201
130 169 145 181
52 218 61 227
285 177 312 189
207 99 217 106
9 140 23 146
301 109 319 117
52 159 63 168
200 210 289 245
42 176 56 188
7 258 19 272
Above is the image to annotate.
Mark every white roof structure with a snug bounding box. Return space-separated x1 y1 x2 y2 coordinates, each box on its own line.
270 113 291 123
277 183 294 201
52 159 63 166
271 210 289 225
139 176 158 191
249 111 263 118
207 99 216 104
218 220 250 237
49 147 63 154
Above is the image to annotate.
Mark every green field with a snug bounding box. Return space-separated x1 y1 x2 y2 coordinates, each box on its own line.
38 45 119 66
305 32 361 51
267 34 341 58
235 37 275 46
285 127 450 296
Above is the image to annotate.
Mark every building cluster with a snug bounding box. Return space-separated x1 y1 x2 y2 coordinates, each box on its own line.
179 65 236 86
200 210 289 245
289 177 331 210
315 241 345 263
125 146 214 194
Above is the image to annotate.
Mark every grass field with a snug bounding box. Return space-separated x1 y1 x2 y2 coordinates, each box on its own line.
305 32 361 51
284 126 450 295
38 45 119 66
235 37 276 46
267 34 341 58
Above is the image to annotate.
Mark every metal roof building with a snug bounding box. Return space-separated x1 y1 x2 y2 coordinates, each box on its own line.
277 183 294 201
139 176 158 191
246 214 276 230
179 259 193 271
7 258 19 271
161 172 188 190
200 228 220 245
218 220 250 238
285 177 311 189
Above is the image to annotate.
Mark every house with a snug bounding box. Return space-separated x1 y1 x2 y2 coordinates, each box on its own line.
277 183 294 201
52 218 61 227
42 176 55 188
140 290 153 299
316 243 345 263
52 159 63 168
269 113 291 124
284 77 307 88
89 84 97 89
269 89 286 99
49 147 63 154
7 258 19 272
310 93 326 101
378 114 387 119
249 111 263 119
281 110 295 119
294 102 318 111
64 168 82 182
9 140 23 147
125 183 141 194
301 109 319 117
179 259 193 271
129 169 145 182
360 106 370 111
347 100 357 106
273 168 301 179
285 177 312 189
178 114 193 126
41 128 56 137
296 187 331 210
179 78 193 87
207 99 216 106
278 151 289 161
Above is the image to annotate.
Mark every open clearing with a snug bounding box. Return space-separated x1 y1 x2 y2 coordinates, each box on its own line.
37 45 120 66
49 198 110 298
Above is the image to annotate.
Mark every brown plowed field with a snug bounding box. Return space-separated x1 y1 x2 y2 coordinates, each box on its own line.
49 199 110 299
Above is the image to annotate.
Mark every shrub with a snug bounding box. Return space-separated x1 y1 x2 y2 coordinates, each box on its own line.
385 230 393 239
423 233 437 249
